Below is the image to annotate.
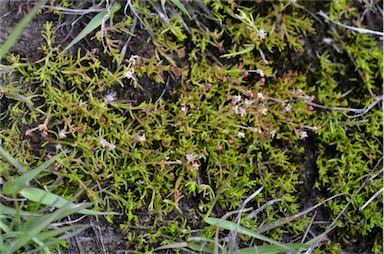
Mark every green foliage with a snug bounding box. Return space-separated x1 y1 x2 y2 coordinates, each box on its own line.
0 146 95 253
0 0 382 253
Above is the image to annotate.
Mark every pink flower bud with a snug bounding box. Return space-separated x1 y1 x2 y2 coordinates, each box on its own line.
228 139 234 145
242 71 249 77
206 83 212 89
260 77 265 83
99 117 106 122
217 145 223 150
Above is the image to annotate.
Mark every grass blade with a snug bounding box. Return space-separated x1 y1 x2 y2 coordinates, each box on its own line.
256 194 343 234
2 153 63 195
238 244 308 254
18 186 119 215
220 44 255 58
0 145 27 174
0 0 46 60
59 2 121 55
205 217 297 252
7 194 88 253
170 0 191 19
0 205 42 218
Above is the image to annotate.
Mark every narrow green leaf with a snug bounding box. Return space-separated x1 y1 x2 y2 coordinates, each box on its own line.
155 242 188 251
2 153 63 195
0 205 42 217
0 145 27 174
256 194 343 234
19 187 119 215
220 44 255 58
205 217 295 252
34 225 88 243
0 219 12 233
0 0 46 60
8 195 89 253
171 0 192 19
26 225 90 254
59 2 121 55
161 0 167 14
187 243 215 253
238 244 308 254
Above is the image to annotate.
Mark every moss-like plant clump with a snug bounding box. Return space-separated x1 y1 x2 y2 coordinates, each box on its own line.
0 0 382 253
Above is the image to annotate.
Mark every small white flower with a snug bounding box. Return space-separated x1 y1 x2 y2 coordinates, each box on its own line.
192 163 200 171
59 129 67 139
232 106 246 116
124 69 135 79
55 143 62 150
137 134 146 142
99 138 109 147
270 130 276 138
299 130 308 140
236 131 245 138
284 103 292 112
294 89 304 95
232 106 247 116
255 69 265 77
257 29 266 39
238 107 246 116
105 92 117 103
257 92 265 100
244 99 252 106
128 55 139 65
181 106 188 114
233 95 242 104
258 105 268 115
77 100 87 108
290 0 297 4
107 143 116 151
186 153 194 163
